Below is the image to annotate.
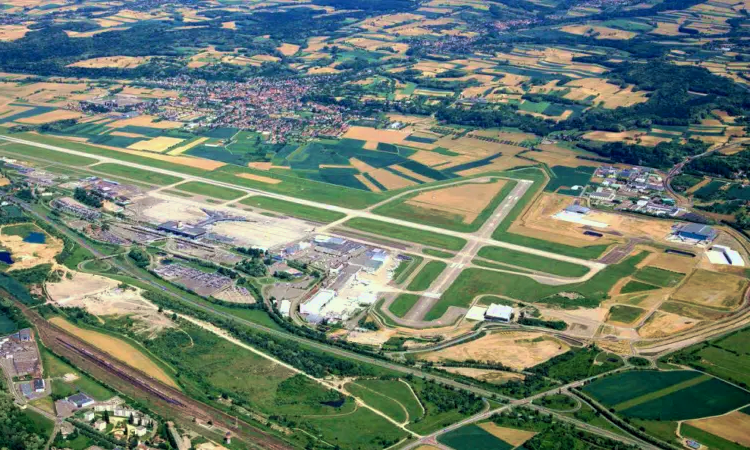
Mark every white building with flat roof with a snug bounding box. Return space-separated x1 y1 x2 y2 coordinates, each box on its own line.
300 290 335 316
485 304 513 322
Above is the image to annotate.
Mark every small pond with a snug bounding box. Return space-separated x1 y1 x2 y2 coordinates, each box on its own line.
0 252 13 265
23 232 46 244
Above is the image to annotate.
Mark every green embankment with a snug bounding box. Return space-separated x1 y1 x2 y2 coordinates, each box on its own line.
389 294 421 318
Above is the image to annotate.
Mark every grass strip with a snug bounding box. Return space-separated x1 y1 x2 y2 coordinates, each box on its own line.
407 261 447 291
175 181 245 200
343 218 466 251
389 294 421 318
241 195 346 223
477 246 589 277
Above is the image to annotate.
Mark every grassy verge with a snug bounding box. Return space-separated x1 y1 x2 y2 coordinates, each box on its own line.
477 246 590 277
422 248 454 258
393 255 424 285
343 218 466 251
389 294 421 318
407 261 447 291
90 163 183 185
0 142 98 166
241 195 346 223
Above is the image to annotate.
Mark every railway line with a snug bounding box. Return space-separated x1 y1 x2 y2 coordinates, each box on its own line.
18 301 295 450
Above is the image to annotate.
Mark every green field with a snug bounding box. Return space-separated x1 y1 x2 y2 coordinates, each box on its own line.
407 260 447 291
607 305 644 324
533 393 577 411
388 294 420 318
40 347 115 401
438 424 513 450
240 195 346 223
175 181 245 200
427 251 648 320
372 179 516 232
343 218 467 251
405 378 484 435
345 378 423 423
476 246 590 277
665 327 750 387
0 143 98 166
529 347 623 384
90 163 183 185
633 266 685 288
620 280 660 294
583 370 750 421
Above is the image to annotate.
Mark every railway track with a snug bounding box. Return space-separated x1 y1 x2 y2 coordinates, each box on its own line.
18 301 294 450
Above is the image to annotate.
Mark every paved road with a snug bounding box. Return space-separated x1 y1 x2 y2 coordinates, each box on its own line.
0 134 605 272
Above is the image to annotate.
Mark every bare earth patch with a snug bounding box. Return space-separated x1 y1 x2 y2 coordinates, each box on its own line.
638 311 698 338
236 172 282 184
672 269 748 309
440 367 524 384
421 331 569 370
685 411 750 448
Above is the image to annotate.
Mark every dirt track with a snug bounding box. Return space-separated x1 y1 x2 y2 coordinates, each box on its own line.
17 301 294 450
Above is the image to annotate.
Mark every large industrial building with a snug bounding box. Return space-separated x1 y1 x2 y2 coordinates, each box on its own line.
485 304 513 322
674 224 717 243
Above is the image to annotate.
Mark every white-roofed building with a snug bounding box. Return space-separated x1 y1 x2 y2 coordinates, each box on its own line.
485 304 513 322
301 290 335 316
279 300 291 317
707 245 745 267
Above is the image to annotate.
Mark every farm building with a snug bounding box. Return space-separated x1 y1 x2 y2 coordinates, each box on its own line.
33 378 44 392
675 224 717 243
485 304 513 322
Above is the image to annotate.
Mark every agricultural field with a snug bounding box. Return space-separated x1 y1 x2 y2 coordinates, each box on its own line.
583 370 750 421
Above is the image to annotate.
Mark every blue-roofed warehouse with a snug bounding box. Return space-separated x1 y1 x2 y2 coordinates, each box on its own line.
676 224 718 242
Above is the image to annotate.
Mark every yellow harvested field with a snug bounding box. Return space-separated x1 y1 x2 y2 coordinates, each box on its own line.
236 172 282 184
421 331 569 370
109 115 183 129
478 423 536 447
368 168 416 190
16 110 84 124
307 66 340 75
672 269 748 309
222 21 236 29
0 25 29 41
344 126 408 144
651 21 684 36
50 317 178 388
405 180 506 224
68 56 151 69
128 136 185 153
168 137 209 155
561 25 636 39
102 147 225 171
638 311 698 338
584 130 649 143
648 253 697 273
66 27 130 38
277 43 300 56
685 411 750 448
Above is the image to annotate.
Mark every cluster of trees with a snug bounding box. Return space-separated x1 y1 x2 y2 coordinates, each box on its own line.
577 140 709 170
518 317 567 331
0 395 47 450
128 248 150 268
74 187 103 208
236 257 268 277
686 148 750 179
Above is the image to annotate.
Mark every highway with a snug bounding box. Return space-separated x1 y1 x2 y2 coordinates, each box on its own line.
0 133 606 273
